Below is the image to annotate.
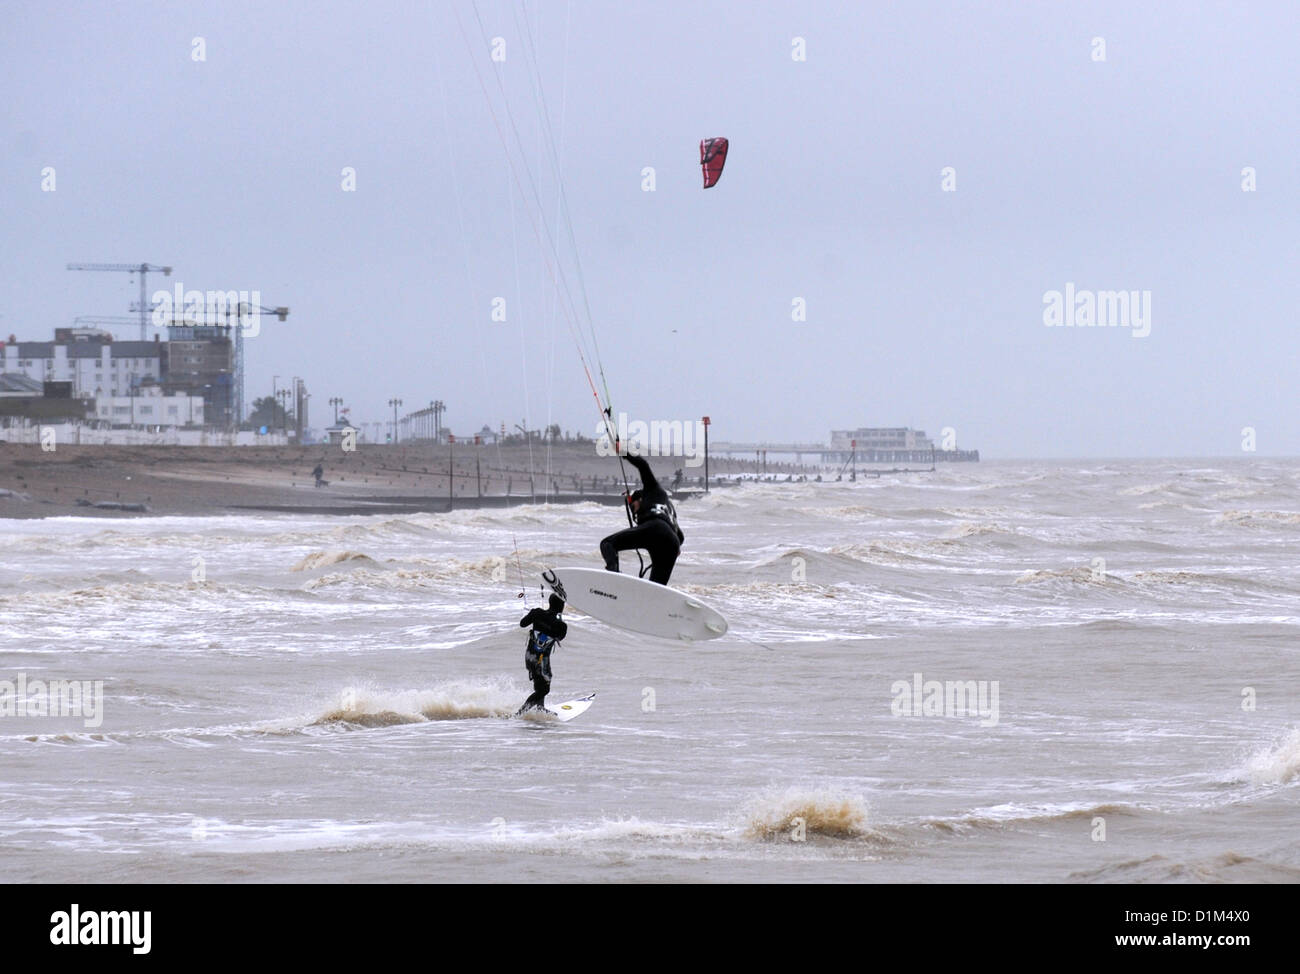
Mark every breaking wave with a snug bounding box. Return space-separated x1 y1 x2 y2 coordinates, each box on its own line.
741 787 872 839
1236 728 1300 786
921 801 1145 832
291 550 376 572
0 579 254 610
1215 510 1300 528
1014 567 1115 586
311 680 518 726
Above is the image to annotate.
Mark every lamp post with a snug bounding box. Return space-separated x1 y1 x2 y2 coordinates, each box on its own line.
388 398 403 444
330 397 343 425
702 415 711 493
276 388 292 435
432 400 445 443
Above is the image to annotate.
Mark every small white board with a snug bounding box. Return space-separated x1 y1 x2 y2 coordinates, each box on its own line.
548 691 596 722
518 691 595 722
542 566 728 642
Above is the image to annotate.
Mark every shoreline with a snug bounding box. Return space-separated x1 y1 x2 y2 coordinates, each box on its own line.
0 442 817 519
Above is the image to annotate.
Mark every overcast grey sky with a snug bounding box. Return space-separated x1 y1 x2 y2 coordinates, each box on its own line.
3 1 1297 456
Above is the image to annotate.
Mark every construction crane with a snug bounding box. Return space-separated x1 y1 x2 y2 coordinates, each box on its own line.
66 263 173 340
233 302 288 427
71 316 139 331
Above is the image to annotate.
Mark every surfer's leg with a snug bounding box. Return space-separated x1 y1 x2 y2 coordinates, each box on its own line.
521 689 545 711
536 652 552 707
520 648 548 712
600 523 656 572
599 534 620 572
605 525 655 569
645 522 681 585
520 655 551 711
647 549 678 584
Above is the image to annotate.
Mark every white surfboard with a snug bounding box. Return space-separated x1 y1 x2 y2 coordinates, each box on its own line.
517 691 595 722
548 691 596 722
541 567 728 641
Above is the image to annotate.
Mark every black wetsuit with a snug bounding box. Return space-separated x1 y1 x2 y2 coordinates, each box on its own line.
600 454 684 585
518 595 567 713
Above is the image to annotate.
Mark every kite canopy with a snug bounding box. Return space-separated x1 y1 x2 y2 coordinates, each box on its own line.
700 137 729 188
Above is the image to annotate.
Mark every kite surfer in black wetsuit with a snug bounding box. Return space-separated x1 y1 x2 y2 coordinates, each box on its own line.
600 450 684 585
516 593 567 715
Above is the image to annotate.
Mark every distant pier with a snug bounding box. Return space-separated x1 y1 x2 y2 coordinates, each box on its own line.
710 441 980 463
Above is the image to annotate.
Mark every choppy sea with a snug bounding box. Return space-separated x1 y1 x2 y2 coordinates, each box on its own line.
1 459 1297 882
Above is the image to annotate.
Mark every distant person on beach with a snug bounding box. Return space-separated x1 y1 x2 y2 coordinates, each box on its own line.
600 448 684 585
312 462 325 487
516 593 567 715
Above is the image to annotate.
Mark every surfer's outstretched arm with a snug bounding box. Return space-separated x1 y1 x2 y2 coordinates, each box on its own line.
626 453 661 493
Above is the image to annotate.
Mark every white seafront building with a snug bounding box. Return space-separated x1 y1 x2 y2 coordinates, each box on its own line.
91 385 206 429
0 329 163 399
0 330 206 431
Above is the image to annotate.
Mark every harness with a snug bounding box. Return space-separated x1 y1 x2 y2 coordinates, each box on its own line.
529 630 557 656
644 500 680 532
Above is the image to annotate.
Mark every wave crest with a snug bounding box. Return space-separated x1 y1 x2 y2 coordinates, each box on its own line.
291 550 376 572
312 681 518 726
742 787 871 839
1215 510 1300 528
1239 728 1300 786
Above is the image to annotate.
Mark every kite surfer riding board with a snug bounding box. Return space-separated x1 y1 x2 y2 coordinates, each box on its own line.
516 594 568 716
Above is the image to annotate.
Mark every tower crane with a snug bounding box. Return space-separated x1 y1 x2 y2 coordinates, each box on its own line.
66 263 173 339
233 302 288 427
